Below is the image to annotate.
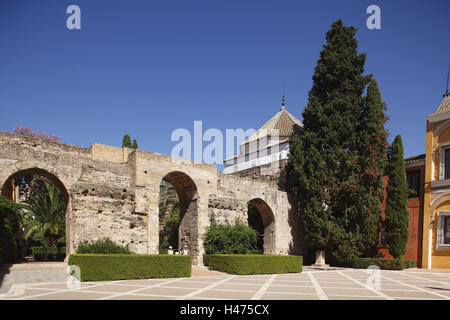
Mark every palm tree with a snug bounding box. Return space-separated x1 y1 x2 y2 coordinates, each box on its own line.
22 179 66 247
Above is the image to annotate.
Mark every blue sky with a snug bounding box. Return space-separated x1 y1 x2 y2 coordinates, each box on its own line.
0 0 449 168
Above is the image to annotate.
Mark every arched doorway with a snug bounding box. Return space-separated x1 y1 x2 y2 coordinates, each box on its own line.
1 168 69 262
158 180 179 253
158 171 198 263
247 198 275 254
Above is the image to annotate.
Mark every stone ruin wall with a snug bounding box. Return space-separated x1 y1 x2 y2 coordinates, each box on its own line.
0 132 306 265
0 132 147 255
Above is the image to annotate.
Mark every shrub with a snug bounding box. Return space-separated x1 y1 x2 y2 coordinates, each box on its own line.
203 219 258 254
13 126 61 142
337 257 416 270
206 254 303 275
0 248 3 266
68 254 191 281
31 247 66 261
350 258 416 270
76 238 132 254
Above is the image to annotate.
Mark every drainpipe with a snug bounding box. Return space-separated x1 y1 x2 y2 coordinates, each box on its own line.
428 221 432 269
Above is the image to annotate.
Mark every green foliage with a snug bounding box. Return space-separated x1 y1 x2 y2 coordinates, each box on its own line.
159 181 180 251
159 181 178 210
353 79 388 255
0 199 15 251
122 135 138 149
69 254 191 281
206 254 303 275
345 257 416 270
76 238 132 254
287 19 388 261
247 203 264 251
385 135 409 258
326 236 359 267
0 196 28 217
122 134 132 148
31 246 66 261
22 178 66 247
163 207 179 248
203 217 258 254
0 196 27 261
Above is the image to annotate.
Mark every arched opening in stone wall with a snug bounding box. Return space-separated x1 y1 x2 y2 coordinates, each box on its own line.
158 171 198 263
1 168 69 263
247 198 275 254
158 180 179 253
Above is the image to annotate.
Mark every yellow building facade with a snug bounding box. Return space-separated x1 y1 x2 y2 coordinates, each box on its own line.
423 92 450 269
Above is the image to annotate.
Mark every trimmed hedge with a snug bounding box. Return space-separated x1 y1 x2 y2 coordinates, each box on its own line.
32 247 66 261
349 258 416 270
69 254 191 281
206 254 303 275
76 238 131 254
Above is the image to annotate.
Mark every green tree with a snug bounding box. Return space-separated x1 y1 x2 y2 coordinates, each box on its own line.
122 134 132 148
22 179 66 247
352 79 389 256
385 135 409 259
159 181 180 251
163 207 180 248
0 196 27 257
132 139 138 149
287 19 384 264
159 181 178 210
203 216 258 254
247 203 264 252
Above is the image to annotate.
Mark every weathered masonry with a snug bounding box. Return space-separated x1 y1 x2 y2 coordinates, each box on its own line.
0 132 305 265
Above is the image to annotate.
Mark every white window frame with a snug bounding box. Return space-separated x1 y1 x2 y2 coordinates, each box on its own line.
436 211 450 250
439 142 450 180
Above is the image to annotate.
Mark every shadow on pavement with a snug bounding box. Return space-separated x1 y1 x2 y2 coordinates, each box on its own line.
0 264 13 294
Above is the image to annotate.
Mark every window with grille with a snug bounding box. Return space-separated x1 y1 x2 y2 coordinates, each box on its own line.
436 212 450 249
445 148 450 179
445 217 450 245
406 170 420 198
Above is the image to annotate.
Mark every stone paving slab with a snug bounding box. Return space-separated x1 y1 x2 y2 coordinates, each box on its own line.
1 265 450 300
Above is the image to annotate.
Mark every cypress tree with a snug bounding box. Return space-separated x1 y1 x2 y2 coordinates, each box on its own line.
287 19 389 264
385 135 409 259
122 134 132 148
132 139 138 149
353 79 389 256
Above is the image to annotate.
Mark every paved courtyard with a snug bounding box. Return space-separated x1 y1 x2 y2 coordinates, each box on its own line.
1 265 450 300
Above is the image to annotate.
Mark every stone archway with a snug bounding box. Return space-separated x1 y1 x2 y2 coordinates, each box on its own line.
1 166 70 260
247 198 276 254
159 171 199 263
